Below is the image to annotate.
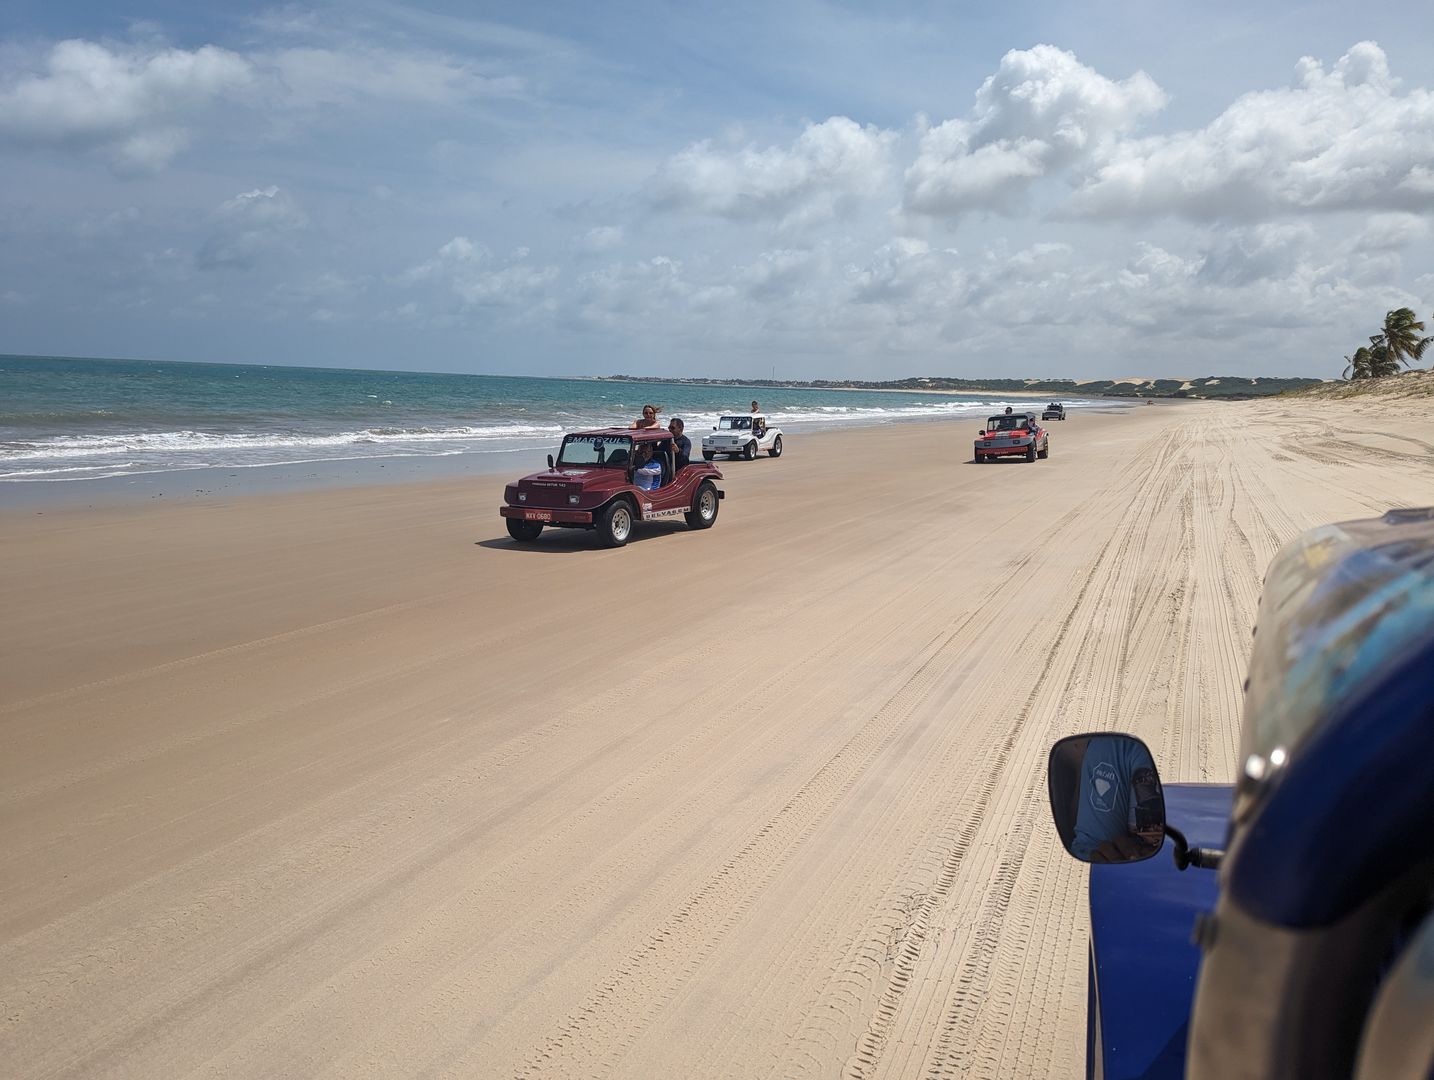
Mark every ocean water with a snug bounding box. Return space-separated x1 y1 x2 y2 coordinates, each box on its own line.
1 355 1099 485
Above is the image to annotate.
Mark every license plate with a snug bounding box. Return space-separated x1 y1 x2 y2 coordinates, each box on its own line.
524 510 553 521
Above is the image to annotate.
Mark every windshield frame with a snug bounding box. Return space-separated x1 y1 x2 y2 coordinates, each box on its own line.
986 415 1032 433
557 433 635 468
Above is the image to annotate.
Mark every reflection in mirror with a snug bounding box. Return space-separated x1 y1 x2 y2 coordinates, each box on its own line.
1048 733 1166 864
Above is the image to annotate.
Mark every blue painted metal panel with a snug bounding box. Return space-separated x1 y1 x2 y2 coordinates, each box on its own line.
1229 644 1434 927
1089 783 1230 1080
1227 507 1434 928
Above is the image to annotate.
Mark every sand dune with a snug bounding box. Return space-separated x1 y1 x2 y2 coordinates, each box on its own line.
3 398 1432 1079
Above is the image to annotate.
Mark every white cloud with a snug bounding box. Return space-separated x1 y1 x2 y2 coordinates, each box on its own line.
400 236 558 310
575 256 694 327
261 46 523 110
845 238 964 307
0 39 252 172
651 116 897 227
197 186 308 270
904 45 1166 215
1353 212 1431 252
739 249 820 300
1196 223 1316 287
575 226 624 254
1068 42 1434 219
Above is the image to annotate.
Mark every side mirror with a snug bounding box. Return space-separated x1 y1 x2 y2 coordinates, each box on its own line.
1048 733 1166 864
547 454 554 469
978 430 986 437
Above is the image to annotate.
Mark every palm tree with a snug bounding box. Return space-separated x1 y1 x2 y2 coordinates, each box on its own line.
1373 308 1431 371
1343 347 1374 380
1367 340 1401 378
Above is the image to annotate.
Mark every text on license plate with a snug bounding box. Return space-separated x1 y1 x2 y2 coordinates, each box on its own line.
524 510 553 521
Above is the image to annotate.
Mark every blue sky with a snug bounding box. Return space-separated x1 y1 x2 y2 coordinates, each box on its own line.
2 1 1431 380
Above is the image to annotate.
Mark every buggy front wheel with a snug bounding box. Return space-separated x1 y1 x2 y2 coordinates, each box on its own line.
598 500 634 547
686 481 719 529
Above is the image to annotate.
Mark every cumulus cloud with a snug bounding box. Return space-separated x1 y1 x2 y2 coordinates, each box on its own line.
651 116 897 227
0 34 524 171
1352 212 1431 252
197 186 308 270
1196 223 1316 287
739 249 820 300
546 217 1408 373
401 236 557 309
0 39 252 173
1068 42 1434 219
904 45 1166 216
845 238 965 308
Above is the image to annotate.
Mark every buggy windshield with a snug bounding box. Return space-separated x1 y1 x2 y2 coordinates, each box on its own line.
987 416 1031 432
718 416 753 430
558 434 633 467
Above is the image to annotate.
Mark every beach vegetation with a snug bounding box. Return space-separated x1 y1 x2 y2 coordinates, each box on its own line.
1342 347 1374 381
1345 307 1430 380
1376 308 1431 370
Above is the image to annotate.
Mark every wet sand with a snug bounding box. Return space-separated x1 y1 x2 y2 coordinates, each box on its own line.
3 397 1432 1078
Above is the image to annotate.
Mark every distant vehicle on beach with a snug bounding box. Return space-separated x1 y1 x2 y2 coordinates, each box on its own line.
500 427 724 547
702 414 783 462
1042 402 1067 421
1047 507 1434 1080
974 412 1049 463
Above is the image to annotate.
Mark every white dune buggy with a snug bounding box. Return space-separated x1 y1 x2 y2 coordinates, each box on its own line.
701 414 784 462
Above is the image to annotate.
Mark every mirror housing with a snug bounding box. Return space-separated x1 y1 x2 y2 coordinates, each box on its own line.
1048 733 1166 864
547 454 554 469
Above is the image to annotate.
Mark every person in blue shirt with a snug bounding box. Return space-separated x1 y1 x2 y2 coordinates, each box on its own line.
633 443 662 491
1071 735 1165 862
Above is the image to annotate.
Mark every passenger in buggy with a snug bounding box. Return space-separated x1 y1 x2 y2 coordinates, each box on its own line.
632 442 668 491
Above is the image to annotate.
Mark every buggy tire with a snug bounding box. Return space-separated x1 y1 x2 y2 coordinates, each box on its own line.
768 435 783 458
598 500 634 548
1038 440 1050 460
1026 443 1037 462
744 440 758 461
685 481 720 529
507 518 543 542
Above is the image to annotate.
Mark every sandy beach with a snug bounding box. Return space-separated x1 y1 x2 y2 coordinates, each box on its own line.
3 396 1432 1079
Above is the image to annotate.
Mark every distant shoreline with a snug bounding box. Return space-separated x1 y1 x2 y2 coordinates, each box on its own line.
589 373 1322 401
580 375 1061 400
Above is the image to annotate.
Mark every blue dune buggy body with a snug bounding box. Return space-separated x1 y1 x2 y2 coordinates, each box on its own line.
1088 784 1229 1079
1071 507 1434 1080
